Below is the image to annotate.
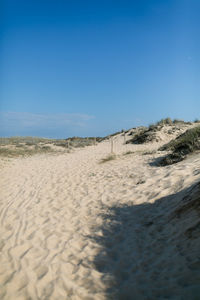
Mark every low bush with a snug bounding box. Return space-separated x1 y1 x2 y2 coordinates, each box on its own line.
156 118 173 126
159 126 200 165
123 151 134 155
100 154 116 163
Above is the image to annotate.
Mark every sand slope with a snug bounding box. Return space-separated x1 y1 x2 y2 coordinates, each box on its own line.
0 134 200 299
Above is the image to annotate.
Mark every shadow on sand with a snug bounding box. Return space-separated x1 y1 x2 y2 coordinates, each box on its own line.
90 182 200 300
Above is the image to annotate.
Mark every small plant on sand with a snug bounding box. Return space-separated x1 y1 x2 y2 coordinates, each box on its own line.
156 117 173 126
173 119 185 124
100 154 116 163
142 150 156 155
123 151 134 155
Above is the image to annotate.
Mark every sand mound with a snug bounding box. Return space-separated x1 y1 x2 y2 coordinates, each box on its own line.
159 126 200 165
0 134 200 299
126 121 194 145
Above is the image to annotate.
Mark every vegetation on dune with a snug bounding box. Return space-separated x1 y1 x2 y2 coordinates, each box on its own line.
0 136 51 145
159 126 200 152
126 125 160 144
159 126 200 165
95 118 196 144
65 136 102 147
0 145 53 157
0 136 102 157
155 117 173 126
126 118 193 145
155 117 192 126
1 118 199 160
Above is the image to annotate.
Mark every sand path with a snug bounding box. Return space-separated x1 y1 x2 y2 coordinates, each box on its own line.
0 137 200 299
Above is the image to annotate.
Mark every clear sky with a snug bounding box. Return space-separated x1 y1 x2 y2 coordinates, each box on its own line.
1 0 199 138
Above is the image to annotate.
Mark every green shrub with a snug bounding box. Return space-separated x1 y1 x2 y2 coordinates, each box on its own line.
160 126 200 152
159 126 200 165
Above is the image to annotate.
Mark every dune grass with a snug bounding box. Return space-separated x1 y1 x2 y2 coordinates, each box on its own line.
123 151 134 155
159 126 200 165
100 154 116 163
126 118 193 145
0 136 101 158
160 126 200 152
0 146 53 158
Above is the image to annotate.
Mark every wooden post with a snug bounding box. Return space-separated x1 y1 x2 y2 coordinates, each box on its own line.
111 136 114 153
94 137 96 145
123 132 126 144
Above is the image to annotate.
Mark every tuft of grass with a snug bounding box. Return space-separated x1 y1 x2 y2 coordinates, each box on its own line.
173 119 185 124
143 150 156 155
25 141 37 146
159 126 200 165
156 117 173 126
41 146 51 151
123 151 134 155
100 154 116 163
15 143 25 148
54 142 69 148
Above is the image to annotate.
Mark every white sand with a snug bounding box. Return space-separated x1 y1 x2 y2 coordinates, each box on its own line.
0 130 200 299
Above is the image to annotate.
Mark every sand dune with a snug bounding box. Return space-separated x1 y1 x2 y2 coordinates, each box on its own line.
0 132 200 299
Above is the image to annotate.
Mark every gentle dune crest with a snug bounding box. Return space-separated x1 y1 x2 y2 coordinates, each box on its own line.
0 122 200 299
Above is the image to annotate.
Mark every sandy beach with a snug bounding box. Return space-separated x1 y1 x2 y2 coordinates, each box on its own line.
0 130 200 300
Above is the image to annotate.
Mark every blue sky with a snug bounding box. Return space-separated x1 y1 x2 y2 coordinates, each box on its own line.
1 0 199 138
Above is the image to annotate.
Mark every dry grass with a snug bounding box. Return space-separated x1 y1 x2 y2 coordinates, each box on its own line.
0 136 101 158
0 145 54 158
100 154 116 163
123 151 134 155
